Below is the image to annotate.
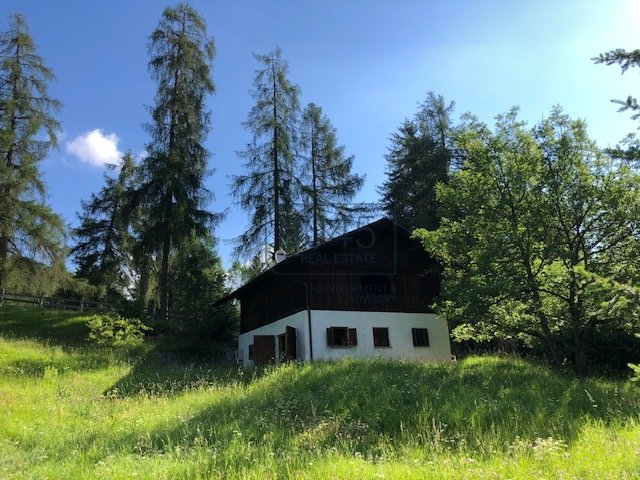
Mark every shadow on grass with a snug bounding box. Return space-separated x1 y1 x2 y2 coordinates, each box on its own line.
0 306 91 347
92 357 640 466
104 346 246 397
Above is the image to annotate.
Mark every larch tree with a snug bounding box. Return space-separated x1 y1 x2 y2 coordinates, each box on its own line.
379 92 455 231
71 153 135 298
232 47 303 258
135 4 218 320
0 13 64 289
300 102 364 246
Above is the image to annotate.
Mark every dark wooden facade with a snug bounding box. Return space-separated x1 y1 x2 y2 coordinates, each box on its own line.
219 219 441 334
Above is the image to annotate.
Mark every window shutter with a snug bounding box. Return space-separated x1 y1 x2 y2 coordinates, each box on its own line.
348 328 357 346
326 327 334 347
286 326 297 361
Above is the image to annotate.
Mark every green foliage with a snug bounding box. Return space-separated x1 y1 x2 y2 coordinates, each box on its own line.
300 103 365 245
0 13 65 288
3 256 68 296
134 3 220 320
71 153 136 298
380 92 454 231
415 106 640 376
630 333 640 381
87 313 150 348
168 231 239 348
232 47 303 256
593 48 640 160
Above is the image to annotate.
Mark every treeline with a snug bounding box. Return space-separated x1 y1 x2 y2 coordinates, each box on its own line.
1 5 639 374
0 5 367 341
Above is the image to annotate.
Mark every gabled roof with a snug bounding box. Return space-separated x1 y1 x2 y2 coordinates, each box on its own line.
215 218 413 305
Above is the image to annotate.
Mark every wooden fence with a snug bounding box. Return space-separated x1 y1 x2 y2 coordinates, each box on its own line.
0 290 216 324
0 289 111 313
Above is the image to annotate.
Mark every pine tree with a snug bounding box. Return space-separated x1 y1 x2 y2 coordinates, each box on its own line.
135 4 218 320
379 92 454 231
232 47 303 257
71 153 135 298
300 103 364 245
0 13 64 288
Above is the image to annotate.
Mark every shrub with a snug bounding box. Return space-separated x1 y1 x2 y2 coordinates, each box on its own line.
629 333 640 381
87 314 150 348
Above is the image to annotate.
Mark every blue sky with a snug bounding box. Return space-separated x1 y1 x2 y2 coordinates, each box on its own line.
2 0 638 268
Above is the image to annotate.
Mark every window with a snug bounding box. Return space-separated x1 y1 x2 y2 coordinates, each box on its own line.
412 328 429 347
248 344 254 359
373 327 390 347
326 327 357 347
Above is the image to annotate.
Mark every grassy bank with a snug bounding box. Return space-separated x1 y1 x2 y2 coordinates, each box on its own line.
0 306 638 479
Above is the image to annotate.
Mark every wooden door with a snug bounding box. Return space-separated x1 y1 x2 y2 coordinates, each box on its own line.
253 335 275 366
285 325 297 361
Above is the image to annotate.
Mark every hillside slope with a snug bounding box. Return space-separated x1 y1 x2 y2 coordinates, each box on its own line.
0 306 639 479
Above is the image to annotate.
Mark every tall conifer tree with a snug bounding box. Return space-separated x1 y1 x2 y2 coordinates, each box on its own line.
379 92 454 231
136 4 218 320
71 153 135 297
0 13 64 288
232 47 303 257
300 103 364 246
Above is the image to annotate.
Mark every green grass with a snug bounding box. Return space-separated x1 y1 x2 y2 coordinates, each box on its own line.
0 305 639 479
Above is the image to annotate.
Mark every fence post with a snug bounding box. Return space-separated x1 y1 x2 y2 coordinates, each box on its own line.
80 296 85 312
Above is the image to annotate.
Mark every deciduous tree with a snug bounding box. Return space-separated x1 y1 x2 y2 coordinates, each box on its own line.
415 107 640 376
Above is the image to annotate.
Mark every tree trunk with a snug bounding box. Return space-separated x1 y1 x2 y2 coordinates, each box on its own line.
311 121 318 246
159 232 171 322
538 313 563 369
272 60 280 253
159 191 172 321
574 334 587 378
0 236 8 289
136 255 151 316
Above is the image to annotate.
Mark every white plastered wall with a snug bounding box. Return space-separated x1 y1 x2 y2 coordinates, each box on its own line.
310 310 451 362
237 310 310 367
238 309 451 366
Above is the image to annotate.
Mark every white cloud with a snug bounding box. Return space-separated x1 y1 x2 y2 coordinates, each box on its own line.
66 129 123 167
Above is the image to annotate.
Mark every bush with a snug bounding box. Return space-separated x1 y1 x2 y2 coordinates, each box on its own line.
87 314 150 348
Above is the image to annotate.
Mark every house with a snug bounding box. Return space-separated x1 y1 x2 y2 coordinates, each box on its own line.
217 218 452 366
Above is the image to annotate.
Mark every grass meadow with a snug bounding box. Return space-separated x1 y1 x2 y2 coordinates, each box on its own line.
0 306 639 479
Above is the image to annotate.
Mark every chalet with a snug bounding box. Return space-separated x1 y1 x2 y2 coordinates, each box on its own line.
217 218 452 366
